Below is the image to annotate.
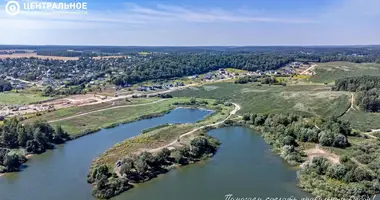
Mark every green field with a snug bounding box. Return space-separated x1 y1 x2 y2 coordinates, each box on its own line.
40 97 224 137
92 103 232 168
340 110 380 131
310 62 380 83
25 98 155 123
171 82 350 118
0 92 50 105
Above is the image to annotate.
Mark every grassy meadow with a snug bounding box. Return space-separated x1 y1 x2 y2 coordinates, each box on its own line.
25 98 155 123
0 92 50 105
171 82 351 118
340 110 380 131
92 103 232 168
33 97 227 137
310 62 380 83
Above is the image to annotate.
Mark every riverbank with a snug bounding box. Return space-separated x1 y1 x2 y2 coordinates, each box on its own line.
88 101 236 198
0 107 212 200
91 101 234 169
0 98 218 177
89 134 220 199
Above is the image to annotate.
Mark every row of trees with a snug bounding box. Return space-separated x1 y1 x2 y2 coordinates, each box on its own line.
88 135 220 199
234 76 287 86
333 76 380 112
243 113 351 148
42 85 86 97
240 113 351 165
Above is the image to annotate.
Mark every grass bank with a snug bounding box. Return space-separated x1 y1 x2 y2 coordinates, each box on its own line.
0 92 50 105
171 82 350 118
310 62 380 83
91 101 232 169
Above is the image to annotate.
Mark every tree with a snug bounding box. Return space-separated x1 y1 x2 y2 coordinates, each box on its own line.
282 136 296 146
134 158 148 174
52 125 69 144
354 167 375 182
120 159 134 176
326 164 347 180
156 148 171 164
190 97 197 104
17 125 29 147
3 153 22 172
171 150 185 164
25 139 45 154
318 131 334 146
332 134 349 148
310 157 330 175
0 131 18 148
242 114 251 121
42 86 54 96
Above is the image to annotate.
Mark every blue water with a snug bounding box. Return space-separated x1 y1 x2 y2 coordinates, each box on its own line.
0 108 211 200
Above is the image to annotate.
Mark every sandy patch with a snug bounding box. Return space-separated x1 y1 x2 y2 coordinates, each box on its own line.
241 88 268 93
203 86 219 91
304 146 340 164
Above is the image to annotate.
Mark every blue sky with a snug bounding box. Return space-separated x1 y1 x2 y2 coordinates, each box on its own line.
0 0 379 46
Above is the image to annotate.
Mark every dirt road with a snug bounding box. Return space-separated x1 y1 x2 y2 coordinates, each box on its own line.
148 103 240 153
48 99 167 123
300 64 317 75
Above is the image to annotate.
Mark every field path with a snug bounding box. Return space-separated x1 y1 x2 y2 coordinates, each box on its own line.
148 103 240 153
300 64 317 75
48 99 167 123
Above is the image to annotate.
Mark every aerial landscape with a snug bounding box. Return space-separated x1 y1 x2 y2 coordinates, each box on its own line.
1 0 380 200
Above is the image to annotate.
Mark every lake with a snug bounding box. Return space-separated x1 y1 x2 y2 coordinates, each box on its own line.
114 127 310 200
0 109 310 200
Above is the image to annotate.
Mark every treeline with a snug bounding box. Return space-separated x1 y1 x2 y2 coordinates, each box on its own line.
0 79 12 92
0 118 70 155
112 53 292 86
241 113 351 164
42 85 86 97
333 76 380 112
88 135 220 199
37 51 98 57
234 76 286 86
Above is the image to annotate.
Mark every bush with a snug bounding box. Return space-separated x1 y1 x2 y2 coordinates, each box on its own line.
326 164 347 180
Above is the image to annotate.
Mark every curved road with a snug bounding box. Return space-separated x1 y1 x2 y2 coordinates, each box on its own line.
149 103 241 153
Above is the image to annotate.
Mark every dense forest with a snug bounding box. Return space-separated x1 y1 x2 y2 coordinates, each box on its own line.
88 135 220 199
37 51 98 57
333 76 380 112
111 53 292 86
0 79 12 92
1 46 380 89
0 118 70 173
